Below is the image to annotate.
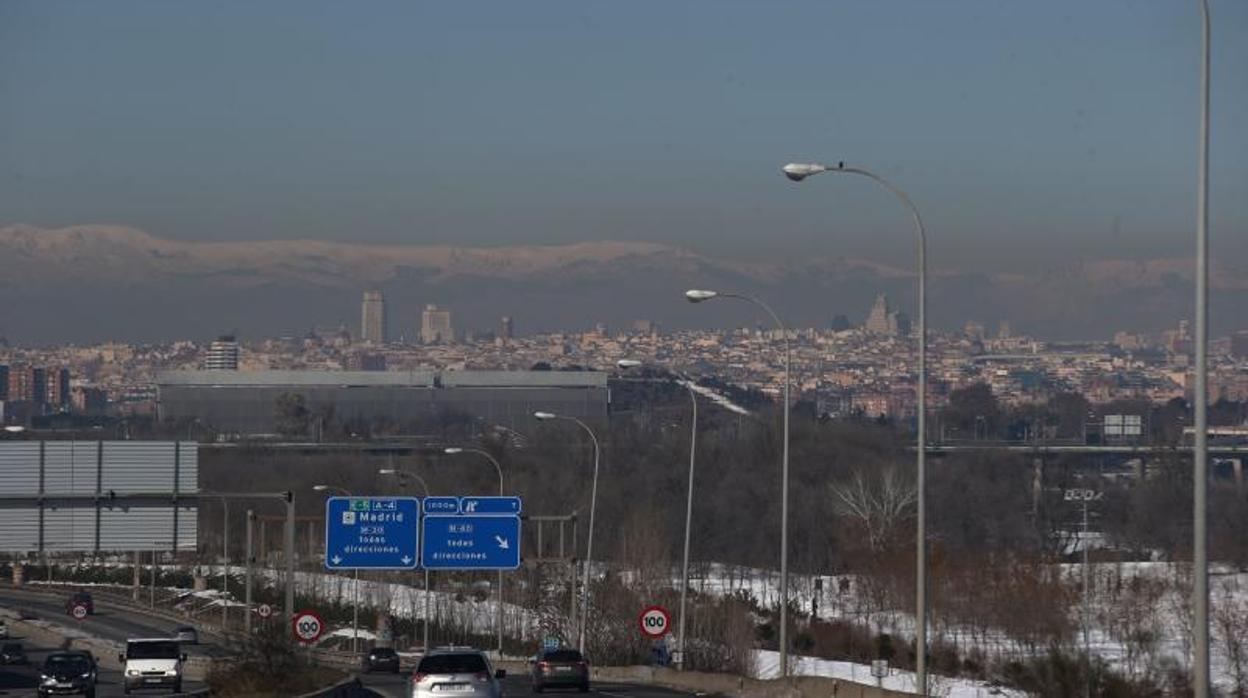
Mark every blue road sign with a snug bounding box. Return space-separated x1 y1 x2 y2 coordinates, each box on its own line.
459 496 522 515
423 496 460 515
325 497 420 570
422 515 522 570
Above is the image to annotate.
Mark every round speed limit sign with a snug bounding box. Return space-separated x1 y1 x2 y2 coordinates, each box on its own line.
291 610 325 644
71 603 89 621
256 603 273 619
638 605 671 639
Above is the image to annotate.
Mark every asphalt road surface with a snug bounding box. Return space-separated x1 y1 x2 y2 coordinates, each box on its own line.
0 588 211 696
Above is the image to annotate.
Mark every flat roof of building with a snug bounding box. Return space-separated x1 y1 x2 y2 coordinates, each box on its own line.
156 369 606 389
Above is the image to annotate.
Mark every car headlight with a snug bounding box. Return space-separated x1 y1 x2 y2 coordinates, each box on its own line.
166 670 178 676
127 670 140 676
81 672 92 679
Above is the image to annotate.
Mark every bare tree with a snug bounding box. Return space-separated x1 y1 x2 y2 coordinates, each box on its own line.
831 465 916 553
1215 582 1248 698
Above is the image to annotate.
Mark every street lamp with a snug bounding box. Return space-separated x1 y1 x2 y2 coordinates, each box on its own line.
617 359 699 670
782 159 928 693
1193 2 1212 695
313 484 362 654
378 468 433 652
534 410 600 654
684 288 792 676
442 446 507 658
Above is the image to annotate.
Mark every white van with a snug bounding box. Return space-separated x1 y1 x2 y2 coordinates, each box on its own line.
119 638 186 694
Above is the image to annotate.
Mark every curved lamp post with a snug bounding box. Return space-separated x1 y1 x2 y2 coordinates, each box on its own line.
684 289 792 676
782 160 928 693
313 484 361 653
534 410 600 654
617 359 699 670
378 468 433 651
443 446 507 658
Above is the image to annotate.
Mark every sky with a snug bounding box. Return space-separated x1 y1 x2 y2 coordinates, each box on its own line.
1 1 1245 272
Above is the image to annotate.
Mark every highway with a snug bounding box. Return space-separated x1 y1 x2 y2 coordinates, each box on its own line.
1 589 693 698
0 587 211 696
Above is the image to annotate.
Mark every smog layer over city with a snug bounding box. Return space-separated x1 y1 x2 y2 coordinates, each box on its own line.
0 3 1246 697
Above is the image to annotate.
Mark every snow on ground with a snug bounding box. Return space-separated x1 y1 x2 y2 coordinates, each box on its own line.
753 650 1026 698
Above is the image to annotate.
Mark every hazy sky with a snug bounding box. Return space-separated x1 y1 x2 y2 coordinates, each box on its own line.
2 1 1245 271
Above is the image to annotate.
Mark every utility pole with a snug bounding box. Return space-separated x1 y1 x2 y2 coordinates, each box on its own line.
245 509 254 635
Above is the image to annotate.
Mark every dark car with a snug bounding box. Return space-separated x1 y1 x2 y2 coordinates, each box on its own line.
364 646 400 673
1 642 28 665
65 592 94 616
531 648 589 693
38 651 97 698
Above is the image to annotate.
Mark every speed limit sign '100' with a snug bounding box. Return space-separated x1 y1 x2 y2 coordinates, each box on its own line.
292 610 325 644
638 605 671 639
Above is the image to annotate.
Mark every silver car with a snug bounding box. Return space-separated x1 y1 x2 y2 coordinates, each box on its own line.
411 648 505 698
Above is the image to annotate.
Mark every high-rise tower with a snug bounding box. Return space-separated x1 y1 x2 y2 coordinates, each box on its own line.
205 335 240 370
421 305 453 344
361 291 387 344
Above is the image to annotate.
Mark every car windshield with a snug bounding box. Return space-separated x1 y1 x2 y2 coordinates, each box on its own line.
543 650 583 662
372 648 396 657
418 653 488 674
45 655 89 671
3 643 21 652
126 641 180 659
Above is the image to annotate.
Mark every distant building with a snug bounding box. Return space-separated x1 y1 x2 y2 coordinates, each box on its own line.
499 316 514 342
997 321 1012 339
6 365 46 404
865 294 909 338
45 367 70 408
421 304 453 344
0 364 7 402
964 321 986 342
71 386 108 413
361 291 387 344
204 335 240 370
865 294 892 335
829 314 851 332
346 352 386 371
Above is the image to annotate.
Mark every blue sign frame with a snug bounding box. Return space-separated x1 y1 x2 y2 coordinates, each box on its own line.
460 496 522 515
422 514 522 570
324 496 420 570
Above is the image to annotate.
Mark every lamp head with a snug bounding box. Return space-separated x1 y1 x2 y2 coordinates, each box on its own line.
534 411 557 420
684 289 718 303
782 162 830 182
311 484 330 492
444 447 464 455
616 359 643 369
378 469 397 475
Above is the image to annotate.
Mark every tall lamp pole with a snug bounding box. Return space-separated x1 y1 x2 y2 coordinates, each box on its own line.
617 359 700 670
782 161 928 693
534 411 601 654
379 468 434 652
684 289 792 677
444 447 507 658
1193 1 1211 695
313 484 360 653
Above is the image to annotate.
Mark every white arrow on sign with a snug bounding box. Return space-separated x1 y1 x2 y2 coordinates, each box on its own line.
401 555 412 565
495 535 509 550
331 555 342 565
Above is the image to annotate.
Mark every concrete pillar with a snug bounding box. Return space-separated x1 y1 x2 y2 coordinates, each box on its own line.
132 551 141 600
1232 458 1244 497
12 563 24 587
